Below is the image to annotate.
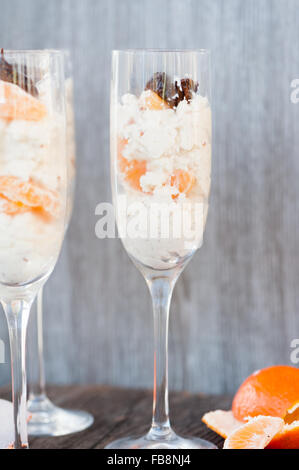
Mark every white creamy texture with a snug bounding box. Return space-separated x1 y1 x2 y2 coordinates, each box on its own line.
0 118 63 189
115 90 211 270
0 80 66 284
118 192 207 270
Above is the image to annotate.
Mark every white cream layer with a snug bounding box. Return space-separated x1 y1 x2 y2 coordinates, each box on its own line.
114 91 212 270
0 80 66 284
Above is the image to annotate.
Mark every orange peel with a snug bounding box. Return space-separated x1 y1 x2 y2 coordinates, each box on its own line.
202 410 243 439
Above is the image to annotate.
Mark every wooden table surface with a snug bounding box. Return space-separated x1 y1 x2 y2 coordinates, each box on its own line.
0 386 231 449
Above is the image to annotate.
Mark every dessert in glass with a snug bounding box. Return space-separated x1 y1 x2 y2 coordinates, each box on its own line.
0 49 67 448
27 52 94 436
106 49 215 449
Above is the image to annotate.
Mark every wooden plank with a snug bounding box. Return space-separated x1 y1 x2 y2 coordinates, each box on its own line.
0 386 229 449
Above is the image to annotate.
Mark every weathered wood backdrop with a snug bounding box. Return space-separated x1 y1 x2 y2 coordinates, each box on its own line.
0 0 298 394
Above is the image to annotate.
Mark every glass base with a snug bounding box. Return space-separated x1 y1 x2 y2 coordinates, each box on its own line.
105 429 218 449
27 395 94 437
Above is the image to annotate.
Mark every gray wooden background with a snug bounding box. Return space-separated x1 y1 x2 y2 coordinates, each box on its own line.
0 0 299 394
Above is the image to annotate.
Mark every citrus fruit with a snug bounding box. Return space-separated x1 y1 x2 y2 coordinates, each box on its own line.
266 402 299 449
202 410 243 439
117 138 147 191
0 175 59 216
223 416 284 449
0 195 28 215
170 169 195 199
232 365 299 421
267 422 299 449
140 90 169 110
0 80 46 121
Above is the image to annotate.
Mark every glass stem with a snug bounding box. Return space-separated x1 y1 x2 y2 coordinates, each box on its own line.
2 299 32 449
146 272 178 438
29 287 46 398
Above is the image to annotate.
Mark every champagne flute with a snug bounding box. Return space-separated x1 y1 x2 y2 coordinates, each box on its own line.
27 52 94 437
106 49 215 449
0 49 67 448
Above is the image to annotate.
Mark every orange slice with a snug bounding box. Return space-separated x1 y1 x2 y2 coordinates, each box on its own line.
124 159 147 191
0 81 47 121
223 416 284 449
117 138 129 170
117 138 147 191
202 410 243 439
140 90 169 110
0 175 59 216
118 141 195 196
0 195 28 215
202 366 299 449
203 403 299 449
170 169 196 199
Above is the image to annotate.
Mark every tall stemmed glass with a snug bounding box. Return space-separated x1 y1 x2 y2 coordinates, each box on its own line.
0 49 67 448
27 52 94 437
107 49 215 449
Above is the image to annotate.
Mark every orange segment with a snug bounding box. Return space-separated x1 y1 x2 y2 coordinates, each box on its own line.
118 138 129 172
117 138 147 191
0 195 28 215
223 416 284 449
0 175 59 216
124 159 147 191
170 169 196 199
118 141 196 196
203 367 299 449
232 365 299 422
202 410 243 439
0 81 47 121
140 90 169 110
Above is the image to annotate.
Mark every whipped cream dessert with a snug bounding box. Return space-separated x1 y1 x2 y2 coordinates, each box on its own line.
113 73 211 270
0 52 66 285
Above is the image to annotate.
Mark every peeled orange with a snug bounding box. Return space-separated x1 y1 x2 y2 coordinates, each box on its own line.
202 365 299 449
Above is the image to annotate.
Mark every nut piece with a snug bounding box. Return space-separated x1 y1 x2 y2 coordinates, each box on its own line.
145 72 198 108
0 48 38 97
145 72 178 108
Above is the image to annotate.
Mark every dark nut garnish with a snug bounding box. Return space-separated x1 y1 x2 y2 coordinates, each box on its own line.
145 72 178 108
145 72 198 108
176 78 198 103
0 48 38 97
